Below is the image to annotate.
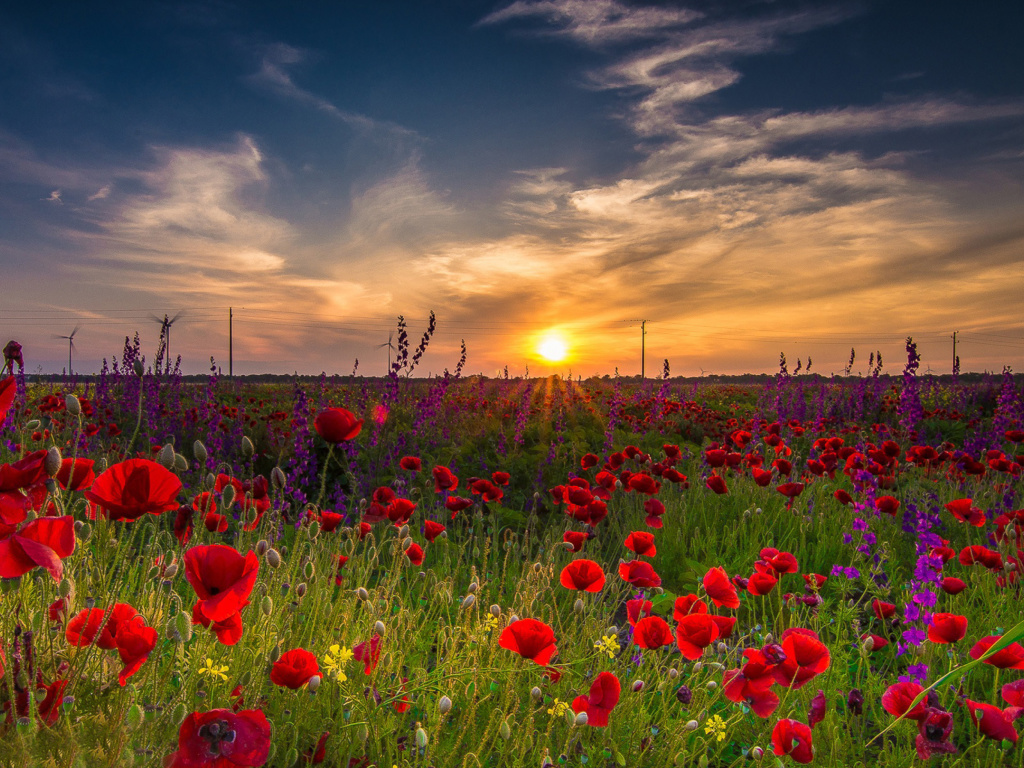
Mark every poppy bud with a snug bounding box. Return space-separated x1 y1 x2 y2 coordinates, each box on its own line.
692 662 703 673
58 578 73 598
173 613 192 642
64 394 81 416
163 563 178 578
271 466 286 489
716 642 727 654
284 748 298 766
499 720 511 740
607 626 618 635
265 548 281 568
356 723 369 743
205 472 216 490
685 720 698 731
125 703 144 730
764 633 773 644
221 483 236 510
44 447 62 477
307 675 321 693
133 359 144 377
374 620 386 636
574 599 584 613
75 521 91 541
415 724 429 749
170 702 186 725
439 695 452 714
261 596 273 616
706 681 717 690
668 668 678 680
193 440 208 464
490 604 501 617
467 581 479 594
397 524 410 538
462 594 476 610
303 562 315 580
533 563 542 573
574 712 588 726
306 520 320 539
241 436 255 457
750 746 763 760
531 686 543 702
157 444 175 470
173 453 188 471
269 645 282 663
401 536 414 550
296 583 307 598
356 587 370 601
25 420 40 431
633 680 645 692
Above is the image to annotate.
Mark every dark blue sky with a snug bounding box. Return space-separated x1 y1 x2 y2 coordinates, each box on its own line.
1 1 1022 375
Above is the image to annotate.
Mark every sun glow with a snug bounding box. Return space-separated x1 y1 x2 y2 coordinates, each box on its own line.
537 332 569 362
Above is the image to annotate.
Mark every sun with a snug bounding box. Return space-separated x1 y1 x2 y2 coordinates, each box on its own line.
538 332 568 362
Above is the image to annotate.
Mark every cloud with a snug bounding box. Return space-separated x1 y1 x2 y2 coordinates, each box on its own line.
44 189 62 204
87 185 111 201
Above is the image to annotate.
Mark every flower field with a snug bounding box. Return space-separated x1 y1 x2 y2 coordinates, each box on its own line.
1 337 1024 767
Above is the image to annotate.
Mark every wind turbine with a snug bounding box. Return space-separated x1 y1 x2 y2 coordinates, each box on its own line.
53 325 80 375
150 312 183 374
377 331 396 371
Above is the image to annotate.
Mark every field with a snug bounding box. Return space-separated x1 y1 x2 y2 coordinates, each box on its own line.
1 338 1024 767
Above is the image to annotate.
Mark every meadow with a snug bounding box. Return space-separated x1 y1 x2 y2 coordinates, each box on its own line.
1 334 1023 767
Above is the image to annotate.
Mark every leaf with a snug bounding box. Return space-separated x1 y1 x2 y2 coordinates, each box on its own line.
614 750 626 766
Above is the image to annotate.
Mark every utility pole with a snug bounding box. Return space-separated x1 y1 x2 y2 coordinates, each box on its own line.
951 331 957 373
629 319 648 378
229 307 233 378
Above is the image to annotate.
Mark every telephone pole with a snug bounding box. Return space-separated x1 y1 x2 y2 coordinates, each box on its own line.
229 307 233 378
629 319 648 378
951 331 957 374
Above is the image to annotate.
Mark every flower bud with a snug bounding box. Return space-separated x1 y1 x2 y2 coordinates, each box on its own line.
415 725 429 749
401 536 414 550
261 596 273 616
533 563 542 573
133 359 145 377
563 542 575 551
58 578 73 598
295 583 307 598
398 524 410 539
462 594 476 610
374 620 386 636
44 447 63 477
193 440 208 464
685 720 698 731
265 548 281 568
509 614 519 623
706 681 717 690
439 695 452 715
574 711 588 726
307 675 321 693
205 472 216 490
531 686 543 702
356 723 368 743
241 436 254 457
95 457 107 473
64 394 81 416
356 587 370 601
632 680 645 692
268 645 282 663
499 720 511 740
221 483 236 510
489 604 501 617
573 599 584 613
303 562 315 580
692 662 703 673
75 521 92 542
668 668 678 680
173 453 188 471
255 539 269 556
163 563 178 578
750 746 764 760
157 444 175 470
25 420 40 431
272 466 286 489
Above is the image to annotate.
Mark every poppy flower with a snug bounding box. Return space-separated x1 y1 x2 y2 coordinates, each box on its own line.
405 542 425 566
84 458 182 522
759 548 799 575
271 648 321 689
56 458 95 491
303 732 330 764
874 496 900 516
627 473 660 495
1003 679 1024 707
808 690 827 729
860 633 888 652
0 376 15 425
559 559 605 592
772 628 830 689
571 671 620 727
710 615 737 639
959 545 1002 570
173 505 195 546
184 545 259 624
945 498 987 527
166 708 271 768
204 511 229 533
386 498 416 525
675 614 720 660
469 478 503 503
623 531 656 557
776 482 804 503
399 456 421 471
563 531 588 552
319 511 344 532
642 498 666 528
618 560 661 588
423 520 445 543
915 707 957 760
499 618 557 666
192 603 244 645
703 566 740 609
335 555 348 586
748 572 778 596
938 576 966 596
491 471 510 486
705 475 728 495
116 614 157 686
0 515 75 581
881 681 927 721
352 635 382 675
633 616 673 650
722 648 779 715
964 699 1019 744
66 603 140 650
969 635 1024 669
872 599 897 620
314 408 363 443
751 467 773 487
802 573 827 590
833 489 853 506
927 613 967 644
581 453 599 469
445 496 473 517
432 466 458 493
771 718 814 764
0 450 48 492
672 594 708 621
626 598 653 626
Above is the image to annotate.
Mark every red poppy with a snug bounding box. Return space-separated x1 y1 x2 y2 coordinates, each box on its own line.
642 498 665 528
1003 679 1024 707
0 451 48 493
184 545 259 624
66 603 140 650
432 466 458 493
748 572 778 596
166 708 271 768
759 548 799 575
559 559 605 592
940 576 967 595
335 555 348 586
399 456 421 471
623 531 656 557
705 475 728 495
303 732 330 764
722 648 779 717
0 515 75 581
633 616 673 650
192 601 244 645
319 511 344 532
56 458 95 491
445 496 473 517
860 633 889 652
958 545 1002 570
84 458 182 522
625 598 653 626
581 453 599 469
675 614 720 660
491 471 510 486
314 408 363 443
116 614 157 686
563 531 588 552
772 628 830 689
914 707 957 760
927 613 968 644
751 467 773 487
174 505 195 546
872 599 897 620
875 496 900 516
353 635 382 675
405 542 425 566
776 482 804 500
571 671 620 727
969 635 1024 669
204 511 229 533
802 573 827 590
469 478 503 502
672 594 708 621
964 699 1019 744
617 560 661 588
0 376 15 425
386 498 417 525
423 520 445 543
271 648 321 689
627 473 660 495
703 566 740 609
771 719 814 764
881 681 927 721
833 489 853 506
944 498 987 527
498 618 557 666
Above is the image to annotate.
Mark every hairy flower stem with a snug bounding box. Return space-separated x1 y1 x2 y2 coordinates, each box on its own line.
316 444 336 510
125 376 146 456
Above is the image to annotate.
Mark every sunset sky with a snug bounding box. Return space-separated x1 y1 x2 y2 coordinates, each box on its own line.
2 0 1022 377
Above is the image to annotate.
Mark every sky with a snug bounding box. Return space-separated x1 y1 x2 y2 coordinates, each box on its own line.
1 0 1023 377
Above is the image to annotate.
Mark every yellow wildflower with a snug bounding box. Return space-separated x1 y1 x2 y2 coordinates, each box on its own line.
547 698 571 717
197 658 229 682
594 634 619 659
704 714 727 742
